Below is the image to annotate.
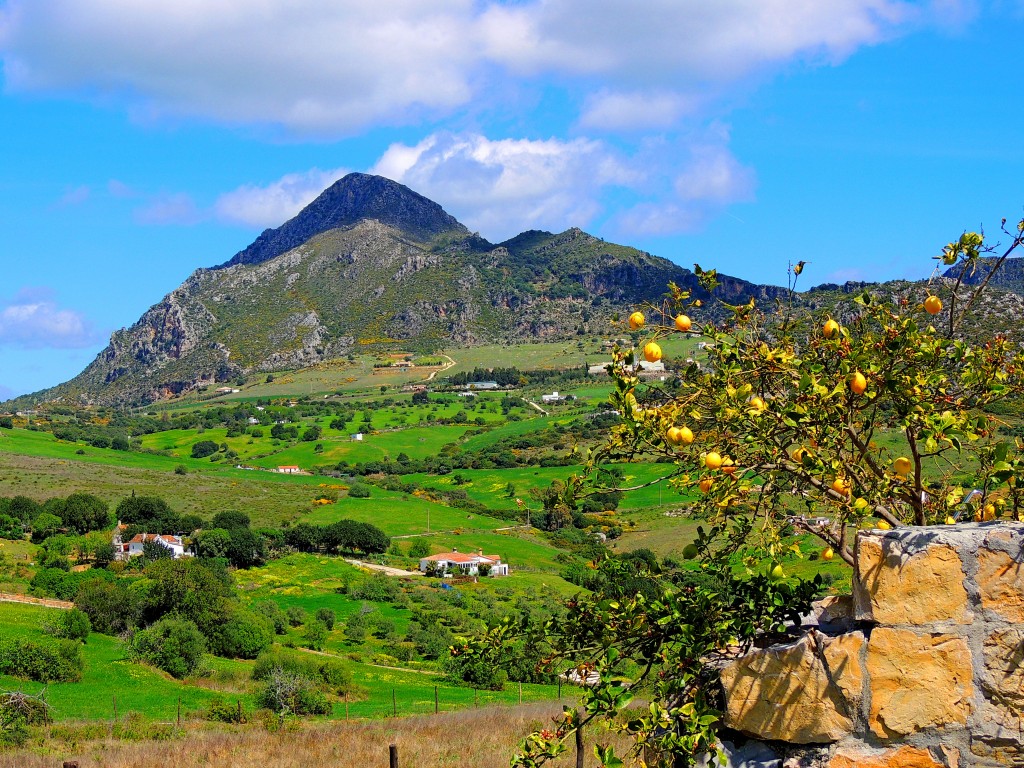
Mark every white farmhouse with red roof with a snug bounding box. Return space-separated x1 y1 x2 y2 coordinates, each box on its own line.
418 548 509 577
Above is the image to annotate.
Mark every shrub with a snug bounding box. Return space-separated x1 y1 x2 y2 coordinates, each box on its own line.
304 620 328 651
43 608 91 643
254 601 288 634
286 606 306 627
0 691 50 747
206 609 273 659
130 617 207 678
0 514 23 540
348 483 371 499
256 668 331 716
190 440 219 459
0 638 83 682
349 573 400 603
314 607 335 631
252 648 351 695
205 696 248 724
408 539 430 559
75 578 142 635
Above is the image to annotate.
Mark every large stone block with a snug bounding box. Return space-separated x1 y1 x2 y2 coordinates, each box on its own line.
720 631 863 744
977 546 1024 622
855 532 969 625
829 746 948 768
976 626 1024 740
865 627 973 739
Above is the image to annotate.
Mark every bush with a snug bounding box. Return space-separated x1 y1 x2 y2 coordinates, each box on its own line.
0 691 50 747
205 695 248 724
43 608 91 643
304 620 328 651
256 668 331 716
348 483 371 498
206 609 273 659
0 637 84 682
253 648 351 694
75 578 142 635
408 539 430 559
314 607 335 631
350 573 400 603
191 440 219 459
286 606 306 627
254 601 288 634
0 514 23 540
130 617 207 678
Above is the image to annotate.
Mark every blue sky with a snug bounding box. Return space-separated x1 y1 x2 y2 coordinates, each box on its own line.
1 0 1022 399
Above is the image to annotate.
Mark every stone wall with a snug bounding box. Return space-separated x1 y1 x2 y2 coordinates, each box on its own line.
719 522 1024 767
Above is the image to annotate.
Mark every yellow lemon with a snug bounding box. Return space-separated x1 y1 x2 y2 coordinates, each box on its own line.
628 311 646 330
674 314 692 332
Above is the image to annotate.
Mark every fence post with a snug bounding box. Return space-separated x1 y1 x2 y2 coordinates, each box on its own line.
389 743 399 768
575 712 584 768
345 693 350 721
434 685 439 714
177 697 181 726
392 688 397 717
558 677 562 700
474 688 478 708
518 681 522 705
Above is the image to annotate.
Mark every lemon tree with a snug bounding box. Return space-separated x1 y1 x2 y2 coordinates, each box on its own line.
490 218 1024 768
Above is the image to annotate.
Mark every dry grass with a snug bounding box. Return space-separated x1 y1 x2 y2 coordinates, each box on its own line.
1 702 632 768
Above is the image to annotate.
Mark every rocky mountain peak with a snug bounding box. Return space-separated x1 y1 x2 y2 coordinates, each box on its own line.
219 173 469 269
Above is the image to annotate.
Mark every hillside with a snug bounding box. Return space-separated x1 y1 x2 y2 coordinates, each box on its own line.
7 173 786 408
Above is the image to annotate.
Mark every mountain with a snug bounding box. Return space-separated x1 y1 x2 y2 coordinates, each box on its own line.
942 257 1024 296
10 173 788 408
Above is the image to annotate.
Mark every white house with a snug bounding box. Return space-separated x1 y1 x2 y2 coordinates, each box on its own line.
419 548 509 577
541 391 562 403
276 465 301 474
126 533 190 559
350 433 364 441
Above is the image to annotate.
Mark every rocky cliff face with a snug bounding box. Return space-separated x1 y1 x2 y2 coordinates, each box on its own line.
11 174 787 407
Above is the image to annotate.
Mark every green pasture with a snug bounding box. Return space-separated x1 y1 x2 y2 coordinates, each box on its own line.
298 492 498 536
0 602 244 722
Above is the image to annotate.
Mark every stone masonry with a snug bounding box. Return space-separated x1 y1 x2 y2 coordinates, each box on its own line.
719 522 1024 767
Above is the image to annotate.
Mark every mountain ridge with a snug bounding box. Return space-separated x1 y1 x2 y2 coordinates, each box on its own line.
7 174 797 408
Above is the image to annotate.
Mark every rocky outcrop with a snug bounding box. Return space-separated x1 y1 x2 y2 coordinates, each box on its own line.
720 522 1024 767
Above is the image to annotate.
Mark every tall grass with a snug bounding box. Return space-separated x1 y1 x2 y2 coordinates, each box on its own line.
0 702 629 768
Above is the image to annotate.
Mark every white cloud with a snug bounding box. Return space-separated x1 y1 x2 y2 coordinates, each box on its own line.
213 167 349 228
611 128 756 236
133 192 203 225
0 288 101 349
579 91 698 131
0 0 964 135
480 0 951 83
0 0 480 135
372 132 640 240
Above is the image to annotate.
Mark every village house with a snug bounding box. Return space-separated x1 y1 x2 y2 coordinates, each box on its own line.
125 533 191 559
419 548 509 577
276 465 301 474
465 381 499 390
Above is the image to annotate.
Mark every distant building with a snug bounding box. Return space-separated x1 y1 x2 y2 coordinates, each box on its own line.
350 433 364 441
457 391 478 398
541 391 574 403
419 548 509 577
466 381 499 390
126 533 190 559
276 465 301 474
247 417 259 425
393 360 414 368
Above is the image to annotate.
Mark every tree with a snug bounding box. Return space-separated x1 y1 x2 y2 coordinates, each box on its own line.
0 515 23 540
211 510 250 530
476 219 1024 767
54 492 111 534
130 617 207 678
314 607 335 631
30 513 62 543
304 620 328 651
191 440 219 459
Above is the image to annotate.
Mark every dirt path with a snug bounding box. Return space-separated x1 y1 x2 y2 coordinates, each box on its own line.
344 559 422 577
0 592 73 610
423 354 456 383
522 397 549 416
